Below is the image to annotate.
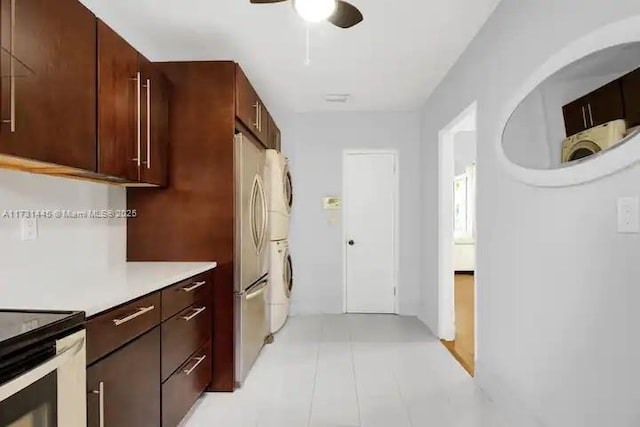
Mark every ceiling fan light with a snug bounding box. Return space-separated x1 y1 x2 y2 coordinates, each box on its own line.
294 0 337 22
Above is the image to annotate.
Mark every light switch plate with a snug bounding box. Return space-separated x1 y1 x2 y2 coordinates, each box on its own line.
617 196 640 233
21 217 38 240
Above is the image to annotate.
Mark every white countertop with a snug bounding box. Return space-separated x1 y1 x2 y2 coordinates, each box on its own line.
0 262 217 317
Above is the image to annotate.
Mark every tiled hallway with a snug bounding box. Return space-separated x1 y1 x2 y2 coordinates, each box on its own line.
181 315 510 427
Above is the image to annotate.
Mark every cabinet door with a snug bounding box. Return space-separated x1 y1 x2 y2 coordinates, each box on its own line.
97 20 139 181
268 116 281 151
87 327 161 427
235 66 261 137
586 80 624 128
562 97 589 137
623 68 640 128
258 102 269 144
0 0 96 170
140 58 169 186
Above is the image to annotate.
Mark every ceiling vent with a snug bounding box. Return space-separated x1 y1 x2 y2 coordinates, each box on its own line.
324 94 350 104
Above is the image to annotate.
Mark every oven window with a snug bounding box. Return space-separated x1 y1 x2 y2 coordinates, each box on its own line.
0 371 57 427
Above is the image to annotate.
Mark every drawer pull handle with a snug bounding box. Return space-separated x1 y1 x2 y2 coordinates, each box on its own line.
183 355 206 376
181 306 206 322
181 281 206 292
112 305 155 326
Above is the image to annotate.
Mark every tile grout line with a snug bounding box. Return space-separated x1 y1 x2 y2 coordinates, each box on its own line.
348 316 362 427
390 354 414 427
306 320 322 427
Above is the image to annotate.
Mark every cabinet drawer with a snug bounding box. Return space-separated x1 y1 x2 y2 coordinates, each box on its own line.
86 292 161 364
161 271 212 321
162 340 212 427
161 300 212 381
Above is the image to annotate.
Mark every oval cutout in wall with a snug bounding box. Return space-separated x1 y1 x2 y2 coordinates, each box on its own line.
497 16 640 187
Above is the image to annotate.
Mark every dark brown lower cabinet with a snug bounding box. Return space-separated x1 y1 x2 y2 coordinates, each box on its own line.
87 327 161 427
162 341 212 427
86 271 214 427
161 300 212 381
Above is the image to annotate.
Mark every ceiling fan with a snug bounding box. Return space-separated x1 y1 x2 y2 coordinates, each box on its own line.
250 0 364 29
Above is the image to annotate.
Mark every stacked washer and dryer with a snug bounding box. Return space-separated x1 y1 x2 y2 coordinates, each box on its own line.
265 149 293 334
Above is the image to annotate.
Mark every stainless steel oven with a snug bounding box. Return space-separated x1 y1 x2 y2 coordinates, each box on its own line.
0 312 86 427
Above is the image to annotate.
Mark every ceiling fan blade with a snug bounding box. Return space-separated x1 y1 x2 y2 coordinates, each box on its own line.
327 0 363 28
250 0 288 3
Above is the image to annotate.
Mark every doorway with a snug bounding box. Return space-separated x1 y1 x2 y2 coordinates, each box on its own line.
438 103 477 375
343 150 398 314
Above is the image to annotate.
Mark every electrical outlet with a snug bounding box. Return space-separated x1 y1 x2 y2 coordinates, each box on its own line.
617 197 640 233
20 217 38 240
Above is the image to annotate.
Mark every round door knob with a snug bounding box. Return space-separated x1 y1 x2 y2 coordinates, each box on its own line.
348 240 355 246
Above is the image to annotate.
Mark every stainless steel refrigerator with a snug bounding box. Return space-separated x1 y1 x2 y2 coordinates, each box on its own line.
234 132 269 386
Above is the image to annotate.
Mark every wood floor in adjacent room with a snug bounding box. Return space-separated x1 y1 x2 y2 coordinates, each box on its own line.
443 274 475 376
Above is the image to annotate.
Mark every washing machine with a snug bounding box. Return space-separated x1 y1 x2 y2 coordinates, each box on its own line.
561 119 627 163
268 239 293 333
265 150 293 241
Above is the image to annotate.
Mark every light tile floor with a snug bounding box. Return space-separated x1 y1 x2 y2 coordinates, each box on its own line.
181 315 511 427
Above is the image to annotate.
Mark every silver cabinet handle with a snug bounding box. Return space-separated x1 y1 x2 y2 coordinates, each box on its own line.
181 280 206 292
91 381 105 427
253 102 260 130
2 0 16 132
587 103 594 127
582 106 587 129
145 78 151 169
181 306 206 321
112 305 155 326
258 103 262 132
132 72 142 172
183 355 206 376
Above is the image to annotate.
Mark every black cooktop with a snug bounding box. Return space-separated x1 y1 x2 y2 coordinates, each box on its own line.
0 310 85 358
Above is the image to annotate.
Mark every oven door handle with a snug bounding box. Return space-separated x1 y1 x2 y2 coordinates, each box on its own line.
0 336 85 402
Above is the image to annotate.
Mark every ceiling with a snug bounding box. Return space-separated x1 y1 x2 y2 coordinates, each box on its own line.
79 0 501 114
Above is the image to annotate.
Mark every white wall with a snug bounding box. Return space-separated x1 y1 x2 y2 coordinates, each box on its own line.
454 130 477 175
283 112 421 315
0 170 127 285
419 2 640 426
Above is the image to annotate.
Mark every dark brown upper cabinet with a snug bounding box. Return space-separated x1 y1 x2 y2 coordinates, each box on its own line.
587 81 624 129
235 66 270 146
98 20 139 181
0 0 97 170
235 66 261 139
139 57 169 187
563 81 624 137
98 21 168 186
267 114 281 151
622 68 640 129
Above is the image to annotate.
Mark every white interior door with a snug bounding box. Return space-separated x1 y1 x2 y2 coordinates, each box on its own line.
344 152 397 314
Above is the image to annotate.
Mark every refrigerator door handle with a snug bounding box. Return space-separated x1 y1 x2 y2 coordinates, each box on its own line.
256 175 268 253
245 279 268 300
250 176 260 250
